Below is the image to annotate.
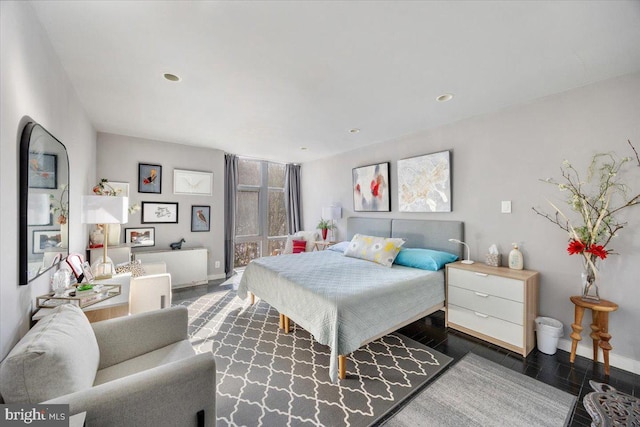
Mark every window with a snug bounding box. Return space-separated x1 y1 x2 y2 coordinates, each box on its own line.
234 160 287 268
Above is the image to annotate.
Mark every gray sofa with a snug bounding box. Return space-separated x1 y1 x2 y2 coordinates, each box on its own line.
0 304 216 426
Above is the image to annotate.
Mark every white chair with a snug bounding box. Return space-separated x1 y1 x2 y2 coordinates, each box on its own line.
129 262 172 315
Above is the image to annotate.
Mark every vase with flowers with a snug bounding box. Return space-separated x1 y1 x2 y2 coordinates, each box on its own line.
50 185 69 248
533 141 640 301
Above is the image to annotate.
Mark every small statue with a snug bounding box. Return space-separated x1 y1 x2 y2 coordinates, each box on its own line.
170 238 185 250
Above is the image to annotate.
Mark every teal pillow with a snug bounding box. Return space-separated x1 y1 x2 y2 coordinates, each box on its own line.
394 248 458 271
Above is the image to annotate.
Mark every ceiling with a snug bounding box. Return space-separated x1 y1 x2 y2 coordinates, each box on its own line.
30 1 640 163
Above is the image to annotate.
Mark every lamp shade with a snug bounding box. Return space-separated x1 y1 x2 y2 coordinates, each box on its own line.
81 196 128 224
322 206 342 220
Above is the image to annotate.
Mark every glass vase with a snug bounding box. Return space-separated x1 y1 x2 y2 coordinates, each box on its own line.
581 259 600 302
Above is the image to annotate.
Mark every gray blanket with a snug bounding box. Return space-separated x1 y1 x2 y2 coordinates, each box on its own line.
237 250 445 382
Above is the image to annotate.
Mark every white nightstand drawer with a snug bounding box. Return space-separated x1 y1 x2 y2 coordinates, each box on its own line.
448 268 523 302
448 285 524 325
448 305 523 348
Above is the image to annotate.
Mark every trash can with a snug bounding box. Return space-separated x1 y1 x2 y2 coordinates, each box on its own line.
535 317 563 355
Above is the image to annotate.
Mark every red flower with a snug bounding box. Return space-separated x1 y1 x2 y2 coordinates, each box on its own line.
586 244 608 260
567 240 585 255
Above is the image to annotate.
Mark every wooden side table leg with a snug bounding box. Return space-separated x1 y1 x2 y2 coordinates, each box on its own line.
283 315 290 334
279 313 284 330
250 293 255 305
590 310 601 363
598 312 613 375
570 306 585 364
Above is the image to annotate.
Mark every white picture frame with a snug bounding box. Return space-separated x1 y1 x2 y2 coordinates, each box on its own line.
173 169 213 196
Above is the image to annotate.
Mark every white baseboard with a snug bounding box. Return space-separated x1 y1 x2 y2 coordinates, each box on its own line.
557 337 640 375
208 273 226 281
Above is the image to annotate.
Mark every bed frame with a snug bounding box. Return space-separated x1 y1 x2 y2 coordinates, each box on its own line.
251 217 464 380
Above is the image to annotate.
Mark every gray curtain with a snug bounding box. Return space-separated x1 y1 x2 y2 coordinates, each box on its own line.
224 154 238 278
284 163 301 234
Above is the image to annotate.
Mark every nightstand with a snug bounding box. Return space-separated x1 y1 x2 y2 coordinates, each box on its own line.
313 241 335 251
445 261 539 356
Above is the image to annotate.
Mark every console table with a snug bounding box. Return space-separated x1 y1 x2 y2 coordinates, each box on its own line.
134 247 208 288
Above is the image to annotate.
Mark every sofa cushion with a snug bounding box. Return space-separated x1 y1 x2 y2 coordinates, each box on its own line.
93 340 196 386
0 304 99 404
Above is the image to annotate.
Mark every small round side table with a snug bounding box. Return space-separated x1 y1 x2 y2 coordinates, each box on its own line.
569 295 619 375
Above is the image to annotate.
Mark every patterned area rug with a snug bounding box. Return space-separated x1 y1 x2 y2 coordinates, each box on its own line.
176 289 452 427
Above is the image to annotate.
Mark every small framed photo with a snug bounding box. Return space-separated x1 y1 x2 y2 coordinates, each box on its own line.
174 169 213 196
32 230 62 254
28 152 57 189
141 202 178 224
138 163 162 194
191 205 210 232
125 227 155 247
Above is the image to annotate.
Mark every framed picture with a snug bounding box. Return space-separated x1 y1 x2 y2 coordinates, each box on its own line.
138 163 162 194
28 152 57 189
352 162 390 212
191 205 210 232
174 169 213 196
141 202 178 224
125 227 155 247
32 230 62 254
397 150 451 212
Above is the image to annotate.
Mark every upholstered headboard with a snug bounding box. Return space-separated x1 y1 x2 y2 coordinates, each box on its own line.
346 217 465 259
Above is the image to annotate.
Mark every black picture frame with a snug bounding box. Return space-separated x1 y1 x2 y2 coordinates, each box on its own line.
125 227 156 247
141 202 178 224
28 152 57 189
138 163 162 194
191 205 210 232
352 161 391 212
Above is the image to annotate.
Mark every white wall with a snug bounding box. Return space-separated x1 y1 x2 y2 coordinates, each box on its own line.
97 133 225 279
1 2 96 359
301 72 640 374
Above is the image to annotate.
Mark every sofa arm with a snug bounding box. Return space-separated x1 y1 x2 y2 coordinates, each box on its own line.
92 306 188 369
43 352 216 427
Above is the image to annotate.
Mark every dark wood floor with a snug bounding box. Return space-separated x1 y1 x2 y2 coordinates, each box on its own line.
174 283 639 427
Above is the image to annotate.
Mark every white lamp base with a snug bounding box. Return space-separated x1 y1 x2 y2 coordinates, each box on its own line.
461 260 475 264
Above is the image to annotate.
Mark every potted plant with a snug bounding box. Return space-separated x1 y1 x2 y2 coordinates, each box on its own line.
317 218 335 241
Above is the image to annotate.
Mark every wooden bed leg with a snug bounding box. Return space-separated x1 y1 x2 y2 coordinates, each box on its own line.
250 293 255 305
279 313 284 329
338 355 346 380
283 315 290 334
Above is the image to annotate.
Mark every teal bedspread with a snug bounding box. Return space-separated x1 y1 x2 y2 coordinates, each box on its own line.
237 250 445 382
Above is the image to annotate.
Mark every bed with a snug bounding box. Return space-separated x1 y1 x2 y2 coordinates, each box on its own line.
237 217 464 382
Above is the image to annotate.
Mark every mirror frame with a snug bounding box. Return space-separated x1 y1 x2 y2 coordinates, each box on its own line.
19 121 70 285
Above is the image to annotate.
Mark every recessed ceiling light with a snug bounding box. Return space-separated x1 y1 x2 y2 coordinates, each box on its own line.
300 147 308 151
163 73 181 82
349 128 360 134
436 93 454 102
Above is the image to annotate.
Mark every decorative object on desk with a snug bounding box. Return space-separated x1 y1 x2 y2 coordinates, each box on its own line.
66 253 86 282
316 218 335 241
90 227 104 246
397 150 451 212
174 169 213 196
28 152 57 189
170 238 185 250
52 268 70 296
141 201 178 224
448 238 473 264
191 205 210 232
508 243 524 270
321 206 341 241
82 195 129 280
485 244 501 267
125 227 155 247
352 162 390 212
533 140 640 301
138 163 162 194
32 230 62 254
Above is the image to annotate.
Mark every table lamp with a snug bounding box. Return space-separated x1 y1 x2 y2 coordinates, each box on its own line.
321 206 342 242
448 238 474 264
82 195 128 279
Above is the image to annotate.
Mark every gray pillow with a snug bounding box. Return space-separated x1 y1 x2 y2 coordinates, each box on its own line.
0 304 100 403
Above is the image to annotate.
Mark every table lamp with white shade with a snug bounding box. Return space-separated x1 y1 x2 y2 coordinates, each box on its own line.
82 195 128 279
321 206 342 242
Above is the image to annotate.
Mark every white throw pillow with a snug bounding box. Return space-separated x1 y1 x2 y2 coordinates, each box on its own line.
0 304 100 404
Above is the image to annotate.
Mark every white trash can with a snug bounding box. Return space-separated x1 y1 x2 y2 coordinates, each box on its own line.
535 317 564 355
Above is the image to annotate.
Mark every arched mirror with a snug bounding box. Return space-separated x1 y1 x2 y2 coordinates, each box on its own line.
20 122 70 285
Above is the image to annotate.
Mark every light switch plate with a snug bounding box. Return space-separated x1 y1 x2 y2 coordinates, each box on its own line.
501 201 512 213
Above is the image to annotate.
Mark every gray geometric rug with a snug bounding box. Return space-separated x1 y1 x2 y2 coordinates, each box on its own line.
384 352 577 427
176 289 452 427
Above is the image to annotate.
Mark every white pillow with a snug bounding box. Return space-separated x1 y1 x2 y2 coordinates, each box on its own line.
0 304 100 404
344 234 405 267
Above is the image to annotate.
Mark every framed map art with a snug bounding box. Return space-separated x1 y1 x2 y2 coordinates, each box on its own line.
397 150 451 212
